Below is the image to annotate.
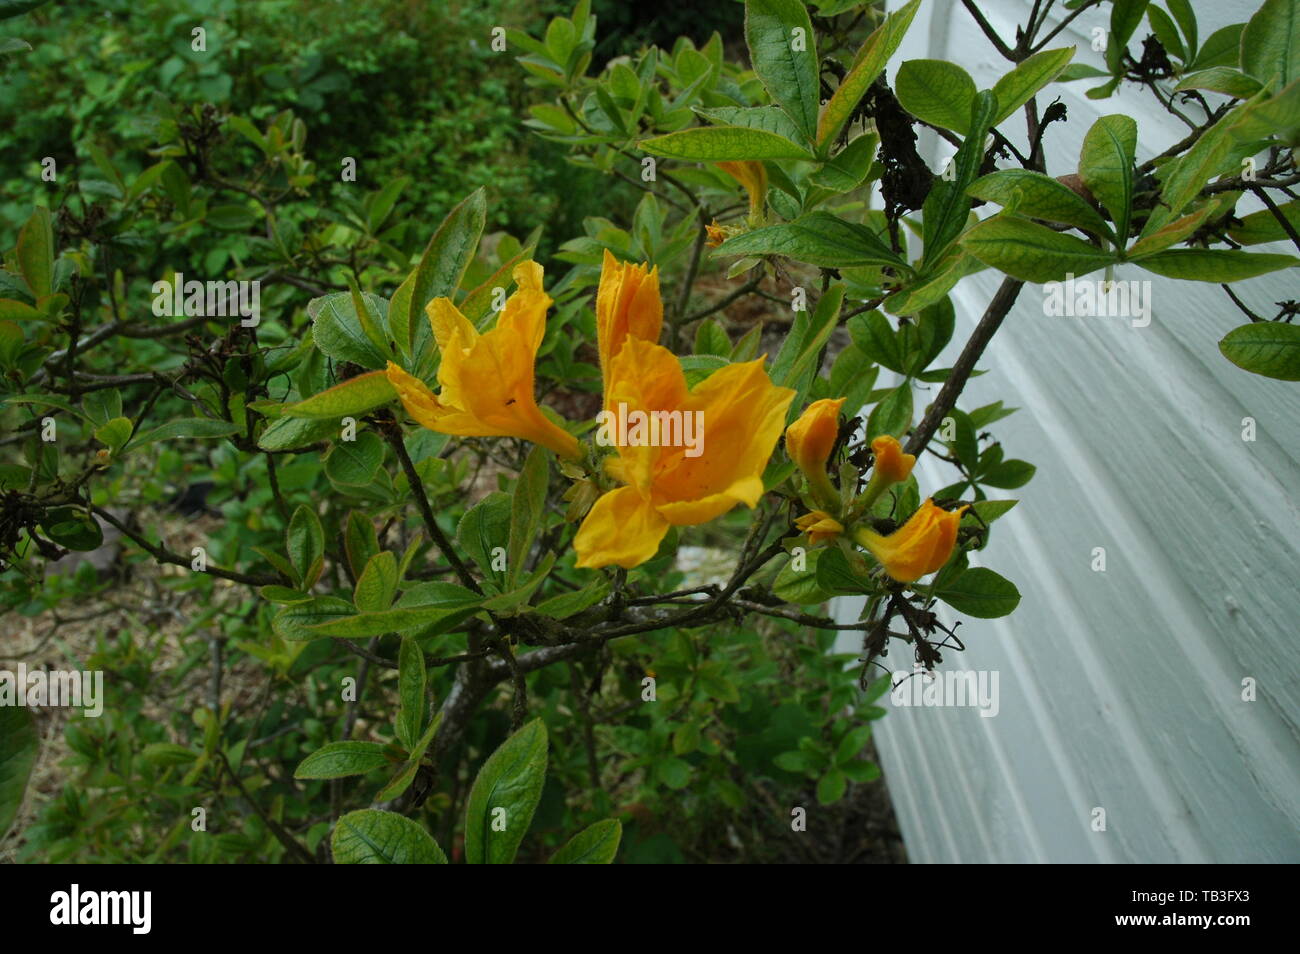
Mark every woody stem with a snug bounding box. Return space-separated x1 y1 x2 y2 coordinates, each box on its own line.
905 277 1025 458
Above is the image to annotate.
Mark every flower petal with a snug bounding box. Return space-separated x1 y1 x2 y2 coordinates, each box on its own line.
597 249 662 373
574 485 669 569
654 475 764 526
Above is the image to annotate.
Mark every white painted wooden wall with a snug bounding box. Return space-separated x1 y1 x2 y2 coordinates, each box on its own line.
832 0 1300 863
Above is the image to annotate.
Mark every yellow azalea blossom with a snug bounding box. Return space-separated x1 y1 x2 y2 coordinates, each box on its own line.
384 261 580 461
717 160 768 223
854 498 968 583
785 397 846 508
596 248 662 379
871 435 915 484
705 220 728 248
858 434 916 510
574 336 795 569
795 510 843 546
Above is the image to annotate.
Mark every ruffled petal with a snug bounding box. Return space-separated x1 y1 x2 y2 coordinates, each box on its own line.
574 485 670 569
654 475 764 526
654 358 793 504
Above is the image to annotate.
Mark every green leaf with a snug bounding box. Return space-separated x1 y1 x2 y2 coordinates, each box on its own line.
896 59 976 134
549 818 622 864
968 169 1112 239
1108 0 1152 73
1175 67 1264 99
308 291 390 370
771 283 844 392
991 47 1075 125
656 756 693 788
507 447 548 588
457 490 511 586
1147 4 1185 61
935 567 1021 618
205 204 258 231
639 125 814 161
324 430 385 486
271 596 354 641
464 719 548 864
127 417 241 449
1079 114 1137 244
534 577 610 619
41 506 103 551
332 809 448 864
1188 24 1245 71
961 214 1117 282
1167 0 1198 59
399 188 487 362
1141 94 1263 235
305 597 481 638
921 90 999 268
810 132 880 193
140 742 197 766
816 545 875 594
1218 321 1300 380
0 704 37 837
285 370 397 420
1241 0 1298 87
867 384 912 440
93 416 133 453
257 415 335 451
0 299 43 321
717 212 904 268
294 741 390 780
396 636 426 751
353 550 398 613
1228 199 1300 244
980 458 1036 489
697 104 805 142
817 768 847 804
16 206 53 298
744 0 819 142
817 0 921 148
286 505 324 588
1133 249 1298 281
835 725 873 765
774 549 833 604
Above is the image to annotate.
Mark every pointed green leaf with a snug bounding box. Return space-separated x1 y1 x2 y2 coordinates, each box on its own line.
464 719 548 865
640 125 814 161
1079 114 1136 244
961 214 1117 282
1219 321 1300 380
549 819 623 864
817 0 921 148
332 809 447 864
744 0 819 142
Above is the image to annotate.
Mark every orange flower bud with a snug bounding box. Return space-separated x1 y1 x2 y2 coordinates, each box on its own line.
785 398 846 506
854 498 968 583
870 435 915 484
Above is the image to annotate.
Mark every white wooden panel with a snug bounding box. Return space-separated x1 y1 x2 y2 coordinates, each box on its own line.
832 0 1300 863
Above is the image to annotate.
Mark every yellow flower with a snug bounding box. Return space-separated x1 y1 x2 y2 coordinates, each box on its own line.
705 220 728 248
795 510 844 546
785 397 846 508
596 248 662 379
871 435 915 484
854 498 968 583
574 336 795 569
384 261 580 461
717 161 768 223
